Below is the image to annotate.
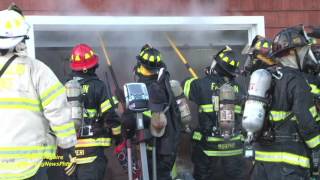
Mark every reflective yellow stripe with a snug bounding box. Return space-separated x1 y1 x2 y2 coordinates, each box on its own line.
76 138 111 148
112 96 119 105
143 110 152 118
203 149 243 156
76 156 97 164
269 111 291 122
255 151 310 168
207 134 242 142
309 106 318 119
0 98 41 112
51 121 76 138
199 104 214 113
192 131 202 141
171 161 178 179
183 78 197 99
147 144 153 151
0 161 41 180
0 145 56 159
41 82 65 107
316 113 320 122
112 126 121 135
305 135 320 148
101 99 112 113
83 109 97 118
199 104 241 114
310 84 320 95
235 105 242 114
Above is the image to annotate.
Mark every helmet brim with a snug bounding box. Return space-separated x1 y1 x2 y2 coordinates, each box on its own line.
0 37 24 49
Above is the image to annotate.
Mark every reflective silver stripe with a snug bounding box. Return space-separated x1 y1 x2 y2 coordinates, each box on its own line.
0 98 41 112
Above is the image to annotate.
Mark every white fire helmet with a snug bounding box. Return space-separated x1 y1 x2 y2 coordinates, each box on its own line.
0 9 30 49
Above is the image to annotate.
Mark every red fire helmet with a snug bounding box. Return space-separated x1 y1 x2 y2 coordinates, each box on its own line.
70 44 99 71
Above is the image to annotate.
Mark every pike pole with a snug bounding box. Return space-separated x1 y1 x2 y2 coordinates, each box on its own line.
98 34 122 94
165 33 198 78
98 34 134 180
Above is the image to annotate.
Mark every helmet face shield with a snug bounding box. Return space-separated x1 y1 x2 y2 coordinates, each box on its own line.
302 45 320 74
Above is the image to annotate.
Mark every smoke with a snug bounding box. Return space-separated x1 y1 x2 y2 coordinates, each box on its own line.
28 1 256 179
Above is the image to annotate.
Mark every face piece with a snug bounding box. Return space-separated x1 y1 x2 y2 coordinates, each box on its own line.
301 45 320 74
243 55 271 73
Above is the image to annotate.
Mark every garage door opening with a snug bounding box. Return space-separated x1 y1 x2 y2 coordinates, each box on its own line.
25 15 264 180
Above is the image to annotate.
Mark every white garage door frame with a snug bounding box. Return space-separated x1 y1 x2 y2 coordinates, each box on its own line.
25 16 265 58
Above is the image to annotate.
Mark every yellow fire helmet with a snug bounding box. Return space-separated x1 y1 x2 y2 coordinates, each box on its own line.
0 9 30 49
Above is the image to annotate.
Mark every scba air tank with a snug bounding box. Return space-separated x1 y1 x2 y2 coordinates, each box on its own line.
242 69 272 139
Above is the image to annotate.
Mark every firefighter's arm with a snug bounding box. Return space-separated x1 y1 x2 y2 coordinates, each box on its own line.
292 77 320 176
98 83 122 145
182 77 199 103
291 77 320 150
35 61 77 149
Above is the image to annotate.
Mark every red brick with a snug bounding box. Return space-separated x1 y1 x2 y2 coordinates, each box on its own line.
239 0 255 11
227 0 241 11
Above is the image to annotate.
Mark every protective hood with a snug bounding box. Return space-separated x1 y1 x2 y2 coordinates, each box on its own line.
277 55 299 69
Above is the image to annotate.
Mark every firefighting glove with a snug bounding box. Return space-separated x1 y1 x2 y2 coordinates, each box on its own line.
121 111 136 139
312 149 320 178
113 134 123 146
62 146 77 176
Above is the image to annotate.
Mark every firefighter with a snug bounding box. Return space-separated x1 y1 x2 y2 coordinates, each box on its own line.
66 44 121 180
301 42 320 123
236 35 275 94
183 46 245 180
0 6 77 180
122 44 181 180
248 25 320 180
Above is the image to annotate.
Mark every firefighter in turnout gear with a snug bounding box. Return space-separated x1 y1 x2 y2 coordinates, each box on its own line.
122 44 181 180
0 6 77 180
301 41 320 123
66 44 121 180
183 46 245 180
248 25 320 180
237 35 275 95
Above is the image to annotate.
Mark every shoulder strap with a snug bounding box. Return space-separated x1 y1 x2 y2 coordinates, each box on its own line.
78 76 99 85
0 55 18 78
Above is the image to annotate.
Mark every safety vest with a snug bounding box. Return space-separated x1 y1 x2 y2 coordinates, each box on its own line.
0 54 76 179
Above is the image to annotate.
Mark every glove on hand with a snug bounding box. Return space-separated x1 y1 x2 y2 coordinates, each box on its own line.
63 146 77 176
